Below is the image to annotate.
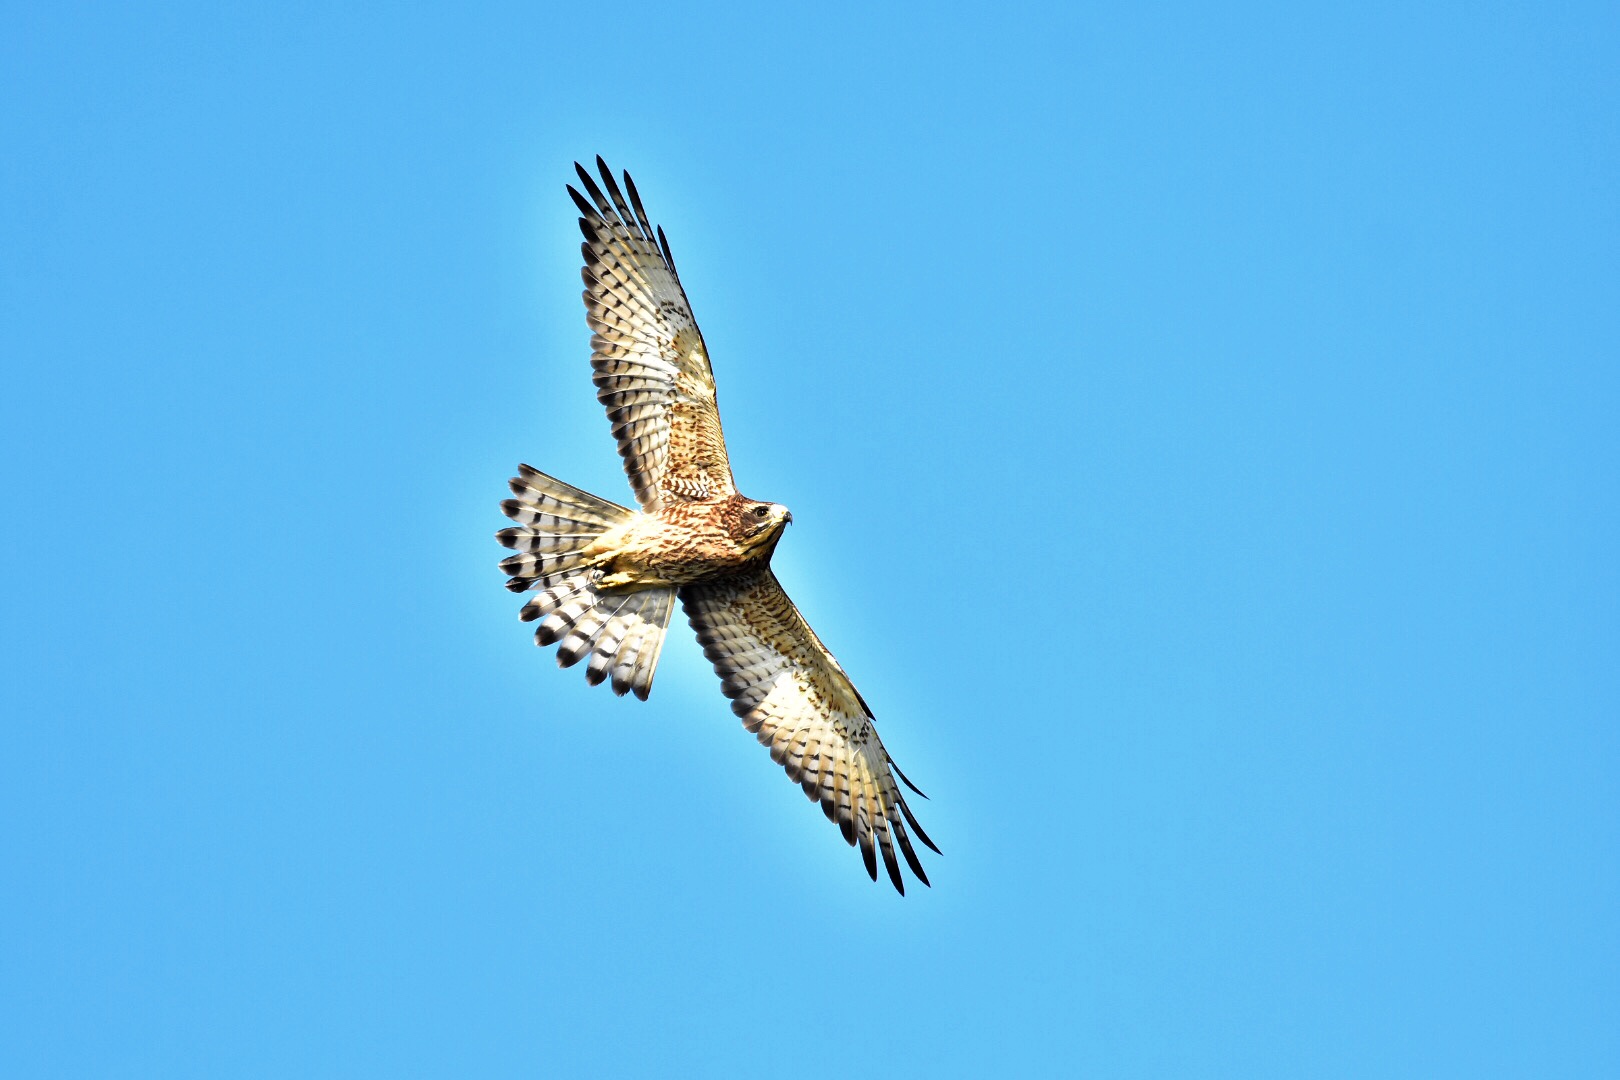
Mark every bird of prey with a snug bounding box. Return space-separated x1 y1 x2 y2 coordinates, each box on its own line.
496 158 938 893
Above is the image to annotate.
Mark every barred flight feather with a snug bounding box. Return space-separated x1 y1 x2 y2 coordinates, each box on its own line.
681 567 937 894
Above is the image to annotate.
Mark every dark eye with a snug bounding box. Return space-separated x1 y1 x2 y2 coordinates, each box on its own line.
752 505 770 518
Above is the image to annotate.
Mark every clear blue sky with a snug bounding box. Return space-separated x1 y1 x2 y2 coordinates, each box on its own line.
3 3 1617 1077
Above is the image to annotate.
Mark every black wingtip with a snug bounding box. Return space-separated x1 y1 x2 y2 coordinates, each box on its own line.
890 757 929 799
896 823 932 885
566 184 595 219
656 224 676 273
623 170 655 237
898 795 941 856
878 830 905 894
596 157 634 224
573 161 609 214
910 861 932 889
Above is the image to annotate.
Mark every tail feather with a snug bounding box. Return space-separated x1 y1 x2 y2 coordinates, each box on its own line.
586 589 673 691
498 466 674 699
504 464 627 527
618 590 673 698
498 464 632 592
556 591 628 666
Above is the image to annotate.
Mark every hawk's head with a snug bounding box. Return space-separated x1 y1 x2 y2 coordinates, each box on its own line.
725 496 792 553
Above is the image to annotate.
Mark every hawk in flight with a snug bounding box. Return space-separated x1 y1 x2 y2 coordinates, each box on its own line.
496 158 938 893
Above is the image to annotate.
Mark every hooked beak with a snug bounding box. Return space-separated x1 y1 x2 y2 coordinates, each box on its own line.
784 511 793 525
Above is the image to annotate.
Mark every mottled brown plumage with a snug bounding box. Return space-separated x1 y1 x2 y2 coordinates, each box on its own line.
496 158 937 893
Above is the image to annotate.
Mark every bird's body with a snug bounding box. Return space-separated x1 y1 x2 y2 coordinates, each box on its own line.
497 158 937 893
583 495 790 591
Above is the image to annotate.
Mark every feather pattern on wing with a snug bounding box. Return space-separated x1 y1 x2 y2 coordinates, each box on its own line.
570 157 736 512
680 568 939 894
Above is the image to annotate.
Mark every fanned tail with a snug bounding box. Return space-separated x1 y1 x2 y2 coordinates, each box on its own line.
497 465 675 699
498 464 631 590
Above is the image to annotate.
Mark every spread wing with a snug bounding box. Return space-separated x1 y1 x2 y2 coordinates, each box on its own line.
569 157 736 512
680 568 939 894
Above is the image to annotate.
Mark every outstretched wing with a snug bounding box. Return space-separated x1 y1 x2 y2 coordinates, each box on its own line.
569 157 736 512
680 568 939 894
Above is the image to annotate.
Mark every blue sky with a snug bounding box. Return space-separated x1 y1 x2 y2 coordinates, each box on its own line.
3 3 1617 1076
